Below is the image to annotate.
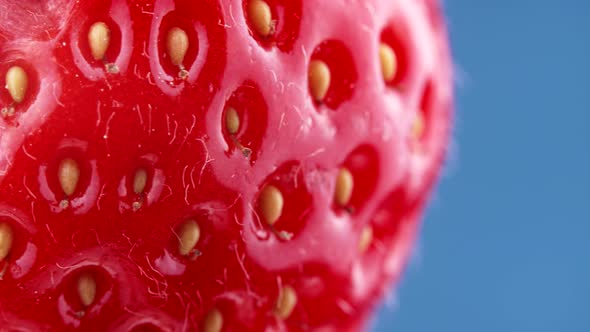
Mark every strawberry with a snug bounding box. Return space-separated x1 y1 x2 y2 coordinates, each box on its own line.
0 0 452 331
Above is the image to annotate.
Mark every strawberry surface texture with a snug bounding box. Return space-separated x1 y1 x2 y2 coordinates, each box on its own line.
0 0 453 331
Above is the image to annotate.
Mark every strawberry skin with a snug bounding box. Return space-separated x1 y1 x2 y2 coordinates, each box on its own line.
0 0 452 331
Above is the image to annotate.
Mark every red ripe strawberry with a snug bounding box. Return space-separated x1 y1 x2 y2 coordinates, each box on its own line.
0 0 452 331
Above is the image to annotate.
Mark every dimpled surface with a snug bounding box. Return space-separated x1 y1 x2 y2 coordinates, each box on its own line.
0 0 452 331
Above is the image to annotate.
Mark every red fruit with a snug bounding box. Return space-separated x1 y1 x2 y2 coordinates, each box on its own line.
0 0 452 331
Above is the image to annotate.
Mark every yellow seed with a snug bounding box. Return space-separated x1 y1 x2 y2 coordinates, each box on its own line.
225 107 240 135
77 272 97 307
5 66 28 104
248 0 273 37
359 226 373 252
334 168 353 206
133 168 148 194
258 185 283 226
178 219 200 256
58 158 80 197
0 222 13 262
412 112 425 139
379 43 397 82
275 285 297 319
88 22 111 61
202 309 223 332
308 60 331 102
167 27 189 66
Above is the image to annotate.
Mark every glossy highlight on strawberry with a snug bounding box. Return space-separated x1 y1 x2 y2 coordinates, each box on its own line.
0 0 453 331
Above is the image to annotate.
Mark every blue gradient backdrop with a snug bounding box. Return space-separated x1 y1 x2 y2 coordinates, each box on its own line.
375 1 590 331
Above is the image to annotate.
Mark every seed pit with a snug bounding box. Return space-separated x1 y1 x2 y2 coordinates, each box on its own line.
243 0 302 51
69 0 131 78
119 157 166 213
0 213 36 280
39 143 99 213
380 24 411 86
255 162 313 240
337 145 379 212
80 12 122 70
363 188 413 259
60 266 114 315
283 267 352 326
147 0 225 96
222 81 268 162
309 40 357 109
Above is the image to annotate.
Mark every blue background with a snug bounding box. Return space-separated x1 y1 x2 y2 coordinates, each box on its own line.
375 1 590 331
